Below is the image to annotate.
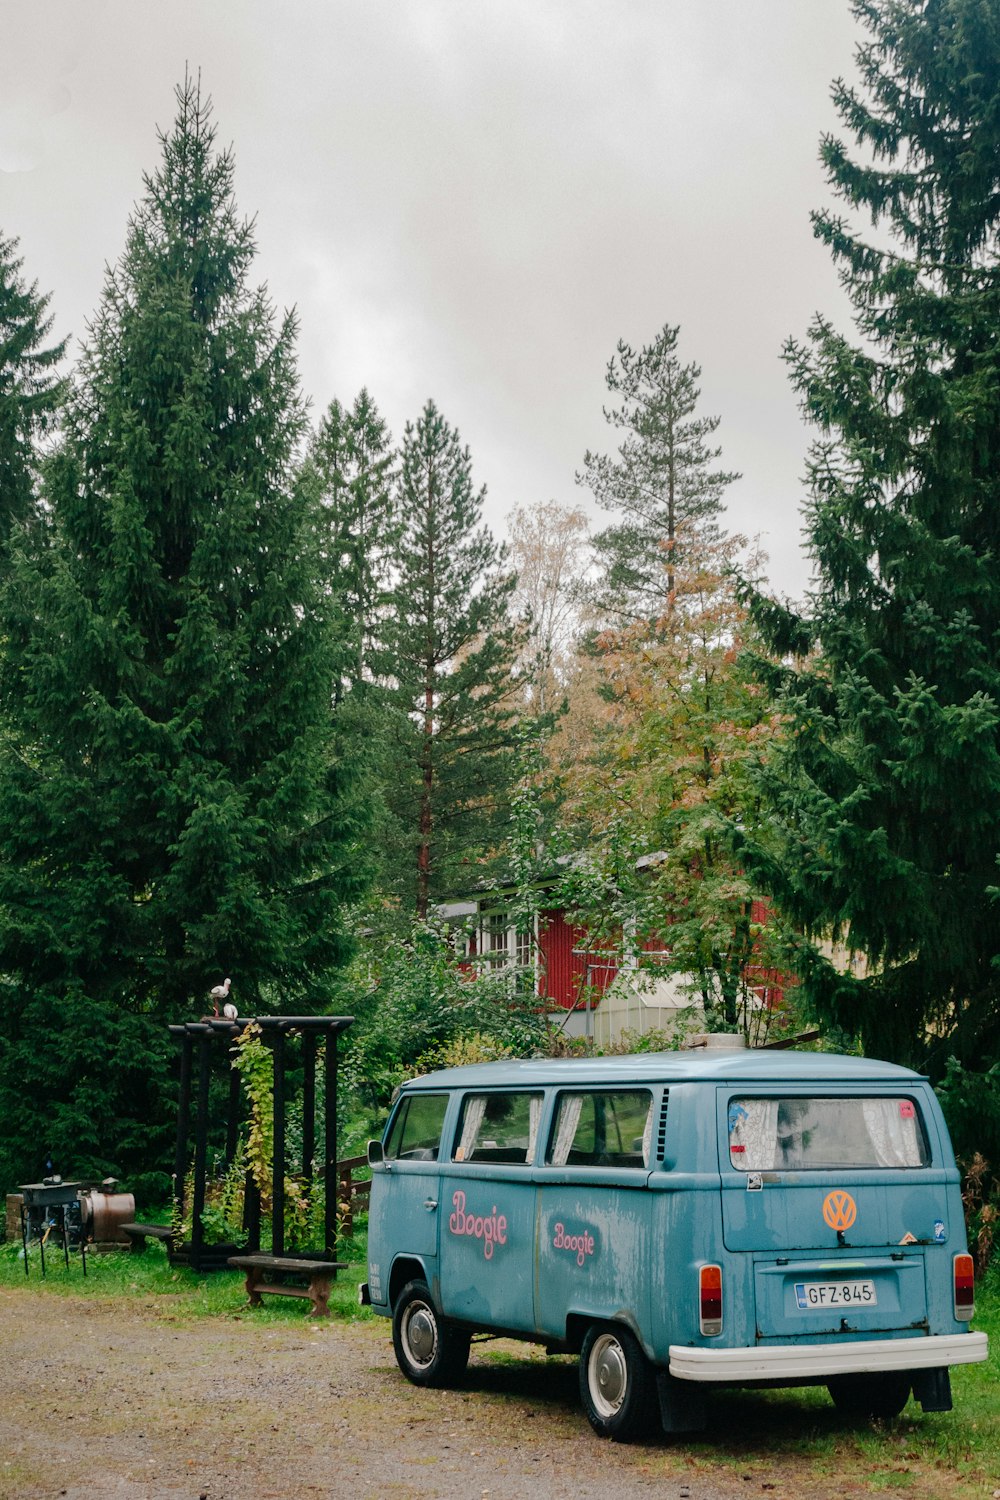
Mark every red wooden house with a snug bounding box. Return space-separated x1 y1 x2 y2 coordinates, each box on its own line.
438 873 788 1042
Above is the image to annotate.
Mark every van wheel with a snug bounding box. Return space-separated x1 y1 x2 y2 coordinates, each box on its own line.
392 1280 471 1388
827 1372 911 1421
579 1324 657 1441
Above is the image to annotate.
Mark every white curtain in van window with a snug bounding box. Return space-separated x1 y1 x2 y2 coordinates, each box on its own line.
527 1095 543 1163
458 1096 487 1160
641 1100 653 1167
862 1099 923 1167
733 1099 780 1169
551 1094 584 1166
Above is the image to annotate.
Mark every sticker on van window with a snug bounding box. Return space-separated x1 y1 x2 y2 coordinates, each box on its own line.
899 1100 915 1118
447 1190 508 1260
553 1222 596 1266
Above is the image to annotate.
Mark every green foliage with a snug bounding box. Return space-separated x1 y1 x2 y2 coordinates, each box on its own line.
936 1058 1000 1274
937 1059 1000 1170
0 231 65 548
380 400 523 915
171 1149 244 1248
409 1030 517 1075
0 77 371 1192
232 1023 275 1206
742 0 1000 1067
340 918 546 1109
227 1022 314 1252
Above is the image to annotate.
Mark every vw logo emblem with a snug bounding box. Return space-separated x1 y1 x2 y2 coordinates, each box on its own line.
822 1190 857 1231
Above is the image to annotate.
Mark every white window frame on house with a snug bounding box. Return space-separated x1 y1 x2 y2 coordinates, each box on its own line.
478 908 538 984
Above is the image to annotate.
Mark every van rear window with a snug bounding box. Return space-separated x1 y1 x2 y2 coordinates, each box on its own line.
548 1090 653 1168
453 1092 543 1165
727 1096 929 1170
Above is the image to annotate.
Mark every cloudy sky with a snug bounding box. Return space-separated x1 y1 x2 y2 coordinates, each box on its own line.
3 1 864 601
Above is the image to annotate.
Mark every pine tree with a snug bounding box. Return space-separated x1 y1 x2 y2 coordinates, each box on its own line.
0 232 65 545
578 323 739 629
383 400 521 917
744 0 1000 1068
300 387 397 694
0 78 370 1189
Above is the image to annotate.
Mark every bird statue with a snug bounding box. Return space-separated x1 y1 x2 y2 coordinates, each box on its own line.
209 977 232 1018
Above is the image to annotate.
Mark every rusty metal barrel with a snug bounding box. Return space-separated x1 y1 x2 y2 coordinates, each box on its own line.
79 1182 136 1244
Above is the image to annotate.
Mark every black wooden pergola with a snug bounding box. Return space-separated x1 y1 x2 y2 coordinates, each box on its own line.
168 1015 353 1272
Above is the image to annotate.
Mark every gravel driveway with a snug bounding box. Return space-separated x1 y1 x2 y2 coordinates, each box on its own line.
0 1288 753 1500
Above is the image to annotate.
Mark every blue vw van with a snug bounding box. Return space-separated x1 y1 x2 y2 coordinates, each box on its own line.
362 1047 987 1440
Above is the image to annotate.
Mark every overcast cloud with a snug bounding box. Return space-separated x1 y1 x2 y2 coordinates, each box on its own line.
2 1 863 601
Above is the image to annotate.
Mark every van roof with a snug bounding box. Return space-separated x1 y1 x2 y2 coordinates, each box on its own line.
401 1049 925 1091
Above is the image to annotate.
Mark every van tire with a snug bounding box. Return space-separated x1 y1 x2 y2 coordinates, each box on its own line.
392 1280 471 1388
579 1324 657 1441
827 1372 911 1421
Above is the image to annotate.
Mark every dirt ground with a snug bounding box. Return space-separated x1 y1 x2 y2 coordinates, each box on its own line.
0 1287 773 1500
2 1285 987 1500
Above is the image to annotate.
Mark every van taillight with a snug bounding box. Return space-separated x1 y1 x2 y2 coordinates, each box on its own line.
954 1253 975 1321
699 1263 723 1336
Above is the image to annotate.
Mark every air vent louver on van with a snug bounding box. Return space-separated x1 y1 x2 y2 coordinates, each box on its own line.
656 1090 669 1162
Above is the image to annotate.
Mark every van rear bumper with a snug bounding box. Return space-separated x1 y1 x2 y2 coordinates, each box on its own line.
669 1331 988 1383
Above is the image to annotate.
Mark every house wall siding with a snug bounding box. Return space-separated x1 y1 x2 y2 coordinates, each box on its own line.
539 909 616 1010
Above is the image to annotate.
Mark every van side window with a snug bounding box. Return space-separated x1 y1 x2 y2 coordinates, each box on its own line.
454 1092 543 1165
384 1093 449 1161
548 1090 653 1168
728 1096 930 1170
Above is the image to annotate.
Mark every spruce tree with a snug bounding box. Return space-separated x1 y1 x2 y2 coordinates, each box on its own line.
300 387 397 694
578 323 739 629
382 400 521 916
745 0 1000 1068
0 79 370 1189
0 232 65 545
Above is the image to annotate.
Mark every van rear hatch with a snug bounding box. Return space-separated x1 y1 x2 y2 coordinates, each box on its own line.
752 1253 928 1337
718 1088 954 1337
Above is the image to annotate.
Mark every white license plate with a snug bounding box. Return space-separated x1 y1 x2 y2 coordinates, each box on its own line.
794 1279 877 1310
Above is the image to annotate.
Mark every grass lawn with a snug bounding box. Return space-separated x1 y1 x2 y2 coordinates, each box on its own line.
1 1232 996 1496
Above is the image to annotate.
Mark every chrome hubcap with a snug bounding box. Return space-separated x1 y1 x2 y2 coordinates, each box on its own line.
590 1333 627 1416
405 1304 437 1365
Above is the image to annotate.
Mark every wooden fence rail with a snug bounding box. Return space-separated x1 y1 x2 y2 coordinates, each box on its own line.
336 1155 371 1236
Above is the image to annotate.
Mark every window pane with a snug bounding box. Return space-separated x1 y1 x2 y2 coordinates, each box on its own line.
727 1096 930 1171
487 913 509 965
548 1090 653 1168
385 1093 449 1161
454 1092 543 1165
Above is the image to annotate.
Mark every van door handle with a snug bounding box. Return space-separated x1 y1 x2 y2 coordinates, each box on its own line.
423 1198 438 1212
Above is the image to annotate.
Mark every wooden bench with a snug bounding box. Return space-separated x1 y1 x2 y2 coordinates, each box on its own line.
227 1254 347 1318
120 1222 174 1253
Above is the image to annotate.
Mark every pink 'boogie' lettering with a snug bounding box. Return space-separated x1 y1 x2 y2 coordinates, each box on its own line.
448 1190 508 1260
553 1221 596 1267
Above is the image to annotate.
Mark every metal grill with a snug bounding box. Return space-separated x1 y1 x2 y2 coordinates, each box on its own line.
18 1178 135 1277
